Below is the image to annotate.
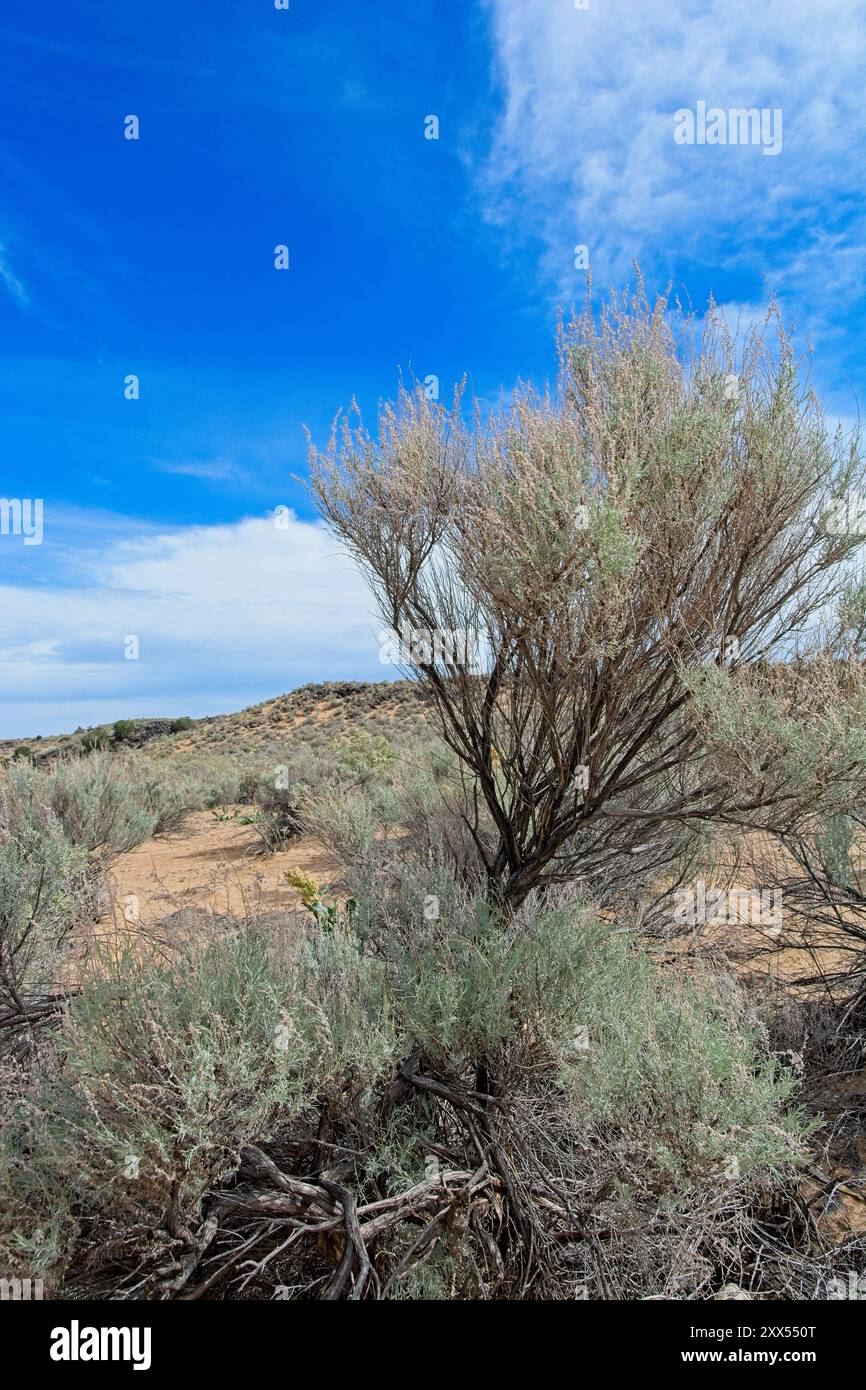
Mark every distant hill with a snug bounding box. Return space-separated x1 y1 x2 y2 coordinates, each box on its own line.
1 680 433 767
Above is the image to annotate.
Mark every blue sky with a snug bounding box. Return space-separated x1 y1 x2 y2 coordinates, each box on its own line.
1 0 864 736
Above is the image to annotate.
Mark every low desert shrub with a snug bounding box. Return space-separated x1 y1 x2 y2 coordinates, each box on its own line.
0 768 96 1040
79 728 109 753
333 729 398 781
47 756 160 855
111 720 138 744
0 864 809 1297
32 752 223 851
342 860 806 1178
221 764 310 851
0 917 394 1290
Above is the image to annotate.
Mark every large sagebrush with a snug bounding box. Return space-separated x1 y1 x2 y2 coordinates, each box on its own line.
311 282 866 916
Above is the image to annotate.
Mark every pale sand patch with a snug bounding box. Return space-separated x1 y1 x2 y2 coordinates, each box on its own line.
106 808 341 927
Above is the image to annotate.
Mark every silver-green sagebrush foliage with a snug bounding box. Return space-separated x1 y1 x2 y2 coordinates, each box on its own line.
311 281 866 915
0 767 95 1021
0 877 807 1295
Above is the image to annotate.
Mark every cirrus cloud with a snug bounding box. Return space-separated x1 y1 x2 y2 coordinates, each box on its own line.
483 0 866 398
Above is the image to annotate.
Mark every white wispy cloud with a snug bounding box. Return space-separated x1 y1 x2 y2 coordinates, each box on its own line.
483 0 866 329
154 457 250 485
0 243 29 308
0 511 384 737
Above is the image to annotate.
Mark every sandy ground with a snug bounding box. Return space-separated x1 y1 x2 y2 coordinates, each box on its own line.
107 818 853 990
106 809 341 928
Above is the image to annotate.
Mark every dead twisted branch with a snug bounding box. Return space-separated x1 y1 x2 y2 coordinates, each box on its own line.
146 1056 567 1301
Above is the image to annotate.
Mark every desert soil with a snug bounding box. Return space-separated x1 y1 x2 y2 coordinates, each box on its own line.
106 809 341 928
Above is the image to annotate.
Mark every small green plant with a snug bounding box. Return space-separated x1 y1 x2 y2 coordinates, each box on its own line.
308 895 357 931
283 867 355 930
169 717 195 734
